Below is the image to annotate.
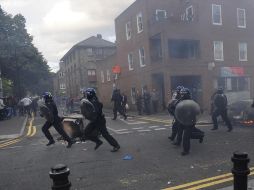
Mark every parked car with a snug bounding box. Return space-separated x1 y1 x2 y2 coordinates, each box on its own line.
228 99 254 126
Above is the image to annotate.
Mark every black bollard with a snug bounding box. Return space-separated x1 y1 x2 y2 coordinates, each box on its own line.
231 152 250 190
49 164 71 190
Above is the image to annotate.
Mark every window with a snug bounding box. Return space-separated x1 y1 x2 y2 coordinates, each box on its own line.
87 48 93 55
126 22 131 40
131 87 136 104
88 69 96 76
60 83 66 89
156 9 167 21
137 13 143 33
168 39 200 59
212 4 222 25
218 77 250 92
106 70 111 81
213 41 224 61
237 8 246 28
101 71 105 83
128 53 134 70
186 6 194 21
239 43 247 61
139 47 145 67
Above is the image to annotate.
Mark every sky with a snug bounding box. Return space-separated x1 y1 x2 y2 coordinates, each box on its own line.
0 0 135 72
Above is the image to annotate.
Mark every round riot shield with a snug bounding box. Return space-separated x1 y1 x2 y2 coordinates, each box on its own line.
80 98 97 121
39 104 54 123
175 100 200 126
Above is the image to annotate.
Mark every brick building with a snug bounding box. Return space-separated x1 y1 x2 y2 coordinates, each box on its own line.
60 34 116 99
97 0 254 111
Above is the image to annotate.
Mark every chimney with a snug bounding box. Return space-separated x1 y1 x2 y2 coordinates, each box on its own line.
97 34 102 39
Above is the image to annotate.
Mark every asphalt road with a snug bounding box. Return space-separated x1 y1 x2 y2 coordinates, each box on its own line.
0 114 254 190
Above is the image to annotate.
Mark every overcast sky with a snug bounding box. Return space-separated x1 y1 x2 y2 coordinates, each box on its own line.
0 0 135 72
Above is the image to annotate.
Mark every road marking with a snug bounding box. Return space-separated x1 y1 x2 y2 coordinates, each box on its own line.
132 127 144 130
154 128 166 131
140 117 170 124
115 129 128 132
148 126 160 129
164 125 171 127
138 129 151 132
117 131 133 134
163 167 254 190
0 138 22 148
30 126 37 137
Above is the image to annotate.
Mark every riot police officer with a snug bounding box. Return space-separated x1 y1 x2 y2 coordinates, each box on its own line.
211 88 233 132
41 92 74 148
175 88 194 156
111 89 127 120
82 88 120 152
168 86 184 141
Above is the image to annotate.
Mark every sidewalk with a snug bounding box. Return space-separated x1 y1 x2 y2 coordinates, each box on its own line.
104 109 213 125
0 116 28 139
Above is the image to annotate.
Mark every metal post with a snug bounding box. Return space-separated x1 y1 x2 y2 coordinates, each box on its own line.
231 151 250 190
49 164 71 190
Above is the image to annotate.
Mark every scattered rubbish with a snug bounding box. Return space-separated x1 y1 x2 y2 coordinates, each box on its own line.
217 169 222 172
167 181 171 185
190 165 194 169
83 149 87 151
123 155 133 160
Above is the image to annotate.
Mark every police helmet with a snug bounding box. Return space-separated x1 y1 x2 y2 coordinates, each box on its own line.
180 88 191 99
176 85 184 92
42 92 53 101
217 87 224 94
85 88 96 100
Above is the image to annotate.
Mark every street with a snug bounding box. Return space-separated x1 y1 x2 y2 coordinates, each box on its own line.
0 113 254 190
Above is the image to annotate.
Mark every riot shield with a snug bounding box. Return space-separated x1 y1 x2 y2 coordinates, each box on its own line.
175 100 200 126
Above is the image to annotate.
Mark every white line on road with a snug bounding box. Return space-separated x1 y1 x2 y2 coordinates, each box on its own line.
164 125 171 127
1 145 23 150
148 126 160 129
132 127 144 130
117 131 133 134
115 129 128 132
154 128 167 131
138 129 151 132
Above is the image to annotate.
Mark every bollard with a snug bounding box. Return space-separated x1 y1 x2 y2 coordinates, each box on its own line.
231 152 250 190
49 164 71 190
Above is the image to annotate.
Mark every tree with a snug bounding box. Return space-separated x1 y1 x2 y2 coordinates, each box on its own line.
0 6 52 98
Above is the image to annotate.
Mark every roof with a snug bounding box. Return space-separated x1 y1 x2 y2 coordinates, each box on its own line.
60 36 115 61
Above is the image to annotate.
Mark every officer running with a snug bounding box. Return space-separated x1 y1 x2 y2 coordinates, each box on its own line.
211 87 233 132
167 86 184 141
83 88 120 152
41 92 74 148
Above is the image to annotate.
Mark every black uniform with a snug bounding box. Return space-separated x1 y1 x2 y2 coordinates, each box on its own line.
167 91 181 141
111 89 127 120
41 100 73 146
211 92 233 131
84 97 120 151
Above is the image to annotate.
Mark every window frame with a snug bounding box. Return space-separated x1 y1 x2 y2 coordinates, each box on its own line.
100 71 105 83
128 52 134 71
186 5 194 21
139 47 146 67
239 42 248 61
237 8 246 28
126 22 132 40
137 12 143 33
212 4 222 25
106 70 111 81
155 9 167 21
213 41 224 61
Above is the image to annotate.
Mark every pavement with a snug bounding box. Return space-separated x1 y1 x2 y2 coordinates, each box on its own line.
0 116 28 139
104 108 213 125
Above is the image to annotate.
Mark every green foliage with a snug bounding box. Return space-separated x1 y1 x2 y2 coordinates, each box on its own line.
0 6 51 98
